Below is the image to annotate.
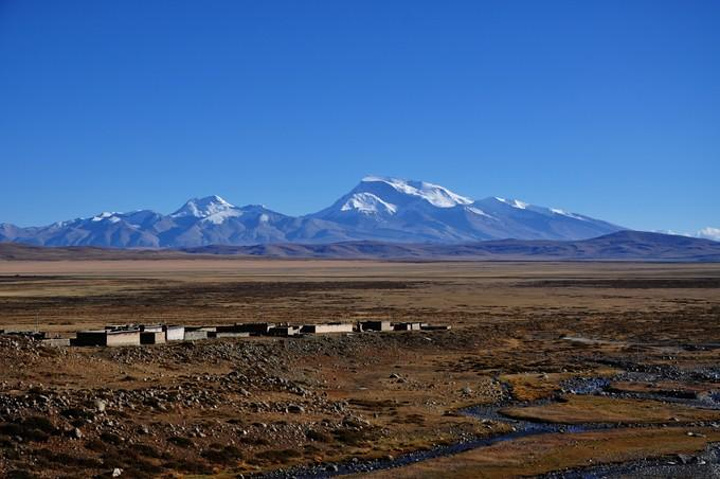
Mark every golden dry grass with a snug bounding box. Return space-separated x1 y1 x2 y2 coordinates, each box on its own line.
501 395 720 424
362 427 720 479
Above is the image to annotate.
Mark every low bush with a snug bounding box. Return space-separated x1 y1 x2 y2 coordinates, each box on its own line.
100 431 123 445
201 444 244 463
130 442 162 458
306 429 333 442
168 436 194 448
35 448 104 469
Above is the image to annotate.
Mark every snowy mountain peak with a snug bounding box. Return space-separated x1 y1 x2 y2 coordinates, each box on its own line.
90 212 122 223
359 176 473 208
171 195 236 219
494 197 529 210
341 192 398 215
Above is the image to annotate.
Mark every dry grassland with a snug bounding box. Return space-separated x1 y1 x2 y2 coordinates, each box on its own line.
0 259 718 478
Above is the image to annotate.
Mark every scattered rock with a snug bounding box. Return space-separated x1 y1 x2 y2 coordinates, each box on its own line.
94 399 107 413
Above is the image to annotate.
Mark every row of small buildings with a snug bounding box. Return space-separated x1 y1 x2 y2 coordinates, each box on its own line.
20 320 449 348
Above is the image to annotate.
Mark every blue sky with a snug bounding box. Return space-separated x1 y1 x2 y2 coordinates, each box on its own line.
0 0 718 233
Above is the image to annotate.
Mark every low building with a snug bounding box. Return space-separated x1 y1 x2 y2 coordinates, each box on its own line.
209 331 250 339
73 329 141 347
420 324 451 331
105 330 141 346
301 322 354 334
140 324 164 333
268 325 300 337
140 331 166 345
360 320 393 332
185 326 216 332
105 324 137 332
163 325 185 341
183 329 208 341
393 322 423 331
217 323 275 336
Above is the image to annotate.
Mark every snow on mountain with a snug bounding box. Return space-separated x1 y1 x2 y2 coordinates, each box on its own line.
658 227 720 242
340 192 398 215
550 208 588 221
361 176 473 208
91 212 122 224
312 176 474 226
0 177 627 248
171 195 237 218
465 206 494 218
169 195 246 225
696 227 720 242
495 197 529 210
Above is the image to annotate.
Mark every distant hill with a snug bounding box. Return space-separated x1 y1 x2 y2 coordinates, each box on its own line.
181 231 720 262
0 176 623 248
2 231 717 262
0 243 177 261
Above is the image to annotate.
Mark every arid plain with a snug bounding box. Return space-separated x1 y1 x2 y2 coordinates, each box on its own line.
0 258 719 478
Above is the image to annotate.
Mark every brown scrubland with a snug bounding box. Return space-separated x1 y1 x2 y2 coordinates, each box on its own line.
0 259 718 478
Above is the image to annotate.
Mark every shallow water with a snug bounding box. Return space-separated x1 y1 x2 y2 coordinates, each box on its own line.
255 375 718 478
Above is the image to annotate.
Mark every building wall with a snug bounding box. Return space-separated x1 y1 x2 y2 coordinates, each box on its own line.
303 323 354 334
105 331 141 347
211 332 250 338
184 330 208 341
269 327 299 336
140 331 166 344
73 331 108 347
216 323 273 335
164 326 185 341
362 321 393 331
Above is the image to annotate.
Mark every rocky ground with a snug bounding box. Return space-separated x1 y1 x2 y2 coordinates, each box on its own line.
0 331 509 478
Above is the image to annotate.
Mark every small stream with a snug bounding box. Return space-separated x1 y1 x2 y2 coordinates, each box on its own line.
255 374 720 478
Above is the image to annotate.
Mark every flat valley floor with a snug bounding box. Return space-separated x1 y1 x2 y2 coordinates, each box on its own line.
0 259 719 478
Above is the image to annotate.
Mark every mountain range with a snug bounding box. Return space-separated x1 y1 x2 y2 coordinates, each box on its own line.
0 176 626 248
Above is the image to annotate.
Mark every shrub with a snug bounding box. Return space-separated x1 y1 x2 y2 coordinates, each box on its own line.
306 429 333 442
22 416 57 434
168 436 194 448
130 443 162 458
35 448 104 469
333 428 370 446
100 431 123 445
201 444 244 463
239 436 269 446
0 422 50 443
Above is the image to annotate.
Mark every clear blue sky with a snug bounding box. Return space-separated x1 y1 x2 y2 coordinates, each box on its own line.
1 0 718 232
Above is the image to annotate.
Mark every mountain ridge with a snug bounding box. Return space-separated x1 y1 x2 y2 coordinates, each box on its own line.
0 176 625 248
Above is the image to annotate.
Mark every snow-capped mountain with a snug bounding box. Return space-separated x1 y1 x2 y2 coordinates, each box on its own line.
307 177 621 243
170 195 240 221
0 177 624 248
314 176 472 220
